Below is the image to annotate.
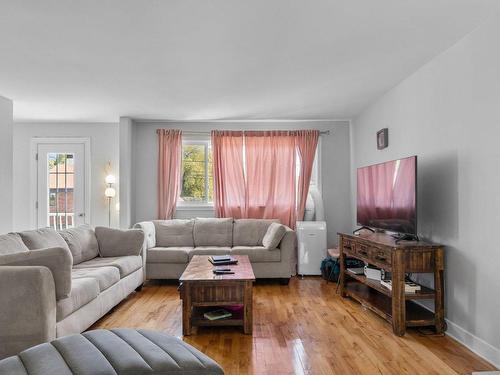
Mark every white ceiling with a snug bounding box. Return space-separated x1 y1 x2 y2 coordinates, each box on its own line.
0 0 497 122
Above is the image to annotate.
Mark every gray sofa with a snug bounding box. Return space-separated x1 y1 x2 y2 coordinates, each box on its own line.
0 225 145 359
134 218 297 282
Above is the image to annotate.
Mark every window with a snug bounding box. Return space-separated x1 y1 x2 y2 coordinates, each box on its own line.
179 139 213 206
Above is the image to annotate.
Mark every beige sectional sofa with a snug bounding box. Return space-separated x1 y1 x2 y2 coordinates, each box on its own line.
134 218 297 282
0 225 145 359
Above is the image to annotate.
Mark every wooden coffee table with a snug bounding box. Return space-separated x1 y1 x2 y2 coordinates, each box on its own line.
179 255 255 335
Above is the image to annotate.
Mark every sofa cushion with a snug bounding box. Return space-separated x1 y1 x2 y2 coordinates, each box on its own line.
74 256 142 278
154 220 194 247
59 225 99 265
193 218 233 247
95 227 144 257
232 219 279 246
262 223 287 249
0 233 29 255
231 246 281 263
147 247 191 264
18 228 70 252
56 277 99 321
71 267 120 292
189 247 232 260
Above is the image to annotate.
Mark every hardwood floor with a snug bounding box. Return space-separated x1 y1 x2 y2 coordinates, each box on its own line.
91 277 496 375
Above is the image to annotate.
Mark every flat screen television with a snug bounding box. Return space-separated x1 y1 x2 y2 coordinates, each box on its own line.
357 156 417 235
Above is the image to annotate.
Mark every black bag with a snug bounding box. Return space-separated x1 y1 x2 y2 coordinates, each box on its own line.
321 257 340 282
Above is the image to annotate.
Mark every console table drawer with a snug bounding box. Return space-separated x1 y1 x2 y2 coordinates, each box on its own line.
354 243 392 267
355 243 371 258
371 247 392 266
342 238 355 253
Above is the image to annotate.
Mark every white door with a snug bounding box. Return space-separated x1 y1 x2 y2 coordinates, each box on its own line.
36 142 88 229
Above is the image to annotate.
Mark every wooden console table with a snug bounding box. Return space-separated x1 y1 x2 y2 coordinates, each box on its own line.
338 232 445 336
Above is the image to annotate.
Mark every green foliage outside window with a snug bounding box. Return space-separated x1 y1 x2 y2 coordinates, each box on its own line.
180 144 213 203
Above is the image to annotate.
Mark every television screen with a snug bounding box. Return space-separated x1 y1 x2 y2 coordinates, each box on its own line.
357 156 417 235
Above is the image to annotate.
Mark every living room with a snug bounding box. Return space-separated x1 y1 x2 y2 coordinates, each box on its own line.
1 1 500 374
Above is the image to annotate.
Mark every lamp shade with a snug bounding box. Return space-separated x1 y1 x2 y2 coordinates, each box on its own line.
105 187 116 198
105 174 116 184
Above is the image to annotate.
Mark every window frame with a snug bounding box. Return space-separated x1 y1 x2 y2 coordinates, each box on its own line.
177 137 214 210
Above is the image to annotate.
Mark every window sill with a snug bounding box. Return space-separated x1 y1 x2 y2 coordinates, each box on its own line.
176 204 214 211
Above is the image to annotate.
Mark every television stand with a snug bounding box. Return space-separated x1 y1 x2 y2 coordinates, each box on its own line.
392 233 420 243
338 232 444 336
353 226 375 234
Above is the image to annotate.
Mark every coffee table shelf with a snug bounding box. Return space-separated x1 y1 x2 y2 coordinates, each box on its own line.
191 307 244 327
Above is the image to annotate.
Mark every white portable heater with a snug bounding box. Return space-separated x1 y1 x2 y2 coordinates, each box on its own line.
297 221 327 276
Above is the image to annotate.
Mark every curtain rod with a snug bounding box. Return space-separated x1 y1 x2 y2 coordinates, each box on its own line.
178 130 331 136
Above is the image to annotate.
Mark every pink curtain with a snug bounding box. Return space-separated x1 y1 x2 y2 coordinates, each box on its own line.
295 130 319 221
245 131 297 228
211 131 247 218
157 129 182 219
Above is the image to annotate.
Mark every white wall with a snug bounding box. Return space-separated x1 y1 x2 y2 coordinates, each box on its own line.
351 13 500 367
13 122 119 230
132 120 352 246
0 96 13 233
118 117 135 229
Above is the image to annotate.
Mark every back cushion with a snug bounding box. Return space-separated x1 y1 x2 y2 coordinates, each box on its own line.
154 220 194 247
0 233 30 255
18 228 70 252
233 219 279 246
59 225 99 264
193 218 233 247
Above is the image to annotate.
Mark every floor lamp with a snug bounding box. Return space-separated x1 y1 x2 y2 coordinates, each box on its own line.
105 174 116 227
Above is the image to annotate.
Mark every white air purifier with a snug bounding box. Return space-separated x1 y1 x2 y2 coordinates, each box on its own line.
297 221 327 276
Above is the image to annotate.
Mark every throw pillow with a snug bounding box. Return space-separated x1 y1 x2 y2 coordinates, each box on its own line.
262 223 287 249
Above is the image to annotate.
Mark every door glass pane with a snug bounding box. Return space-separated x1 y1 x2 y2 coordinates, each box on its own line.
48 153 75 230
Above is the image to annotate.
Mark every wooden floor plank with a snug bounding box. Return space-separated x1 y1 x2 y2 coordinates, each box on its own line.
91 277 496 375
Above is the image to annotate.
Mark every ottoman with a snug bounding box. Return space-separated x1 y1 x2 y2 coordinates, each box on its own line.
0 328 225 375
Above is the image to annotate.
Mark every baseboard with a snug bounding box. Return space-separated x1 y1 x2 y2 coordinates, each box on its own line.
412 300 500 369
446 319 500 369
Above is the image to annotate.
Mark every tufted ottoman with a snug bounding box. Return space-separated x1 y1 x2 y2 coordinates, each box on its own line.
0 329 225 375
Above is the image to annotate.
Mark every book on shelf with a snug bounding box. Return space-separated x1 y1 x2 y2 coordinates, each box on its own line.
203 309 232 321
347 267 365 275
364 265 382 281
380 280 421 293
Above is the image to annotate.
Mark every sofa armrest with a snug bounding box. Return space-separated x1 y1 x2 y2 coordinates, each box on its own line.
278 227 297 276
133 222 155 269
133 221 156 250
0 247 72 299
95 227 145 257
0 266 57 359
